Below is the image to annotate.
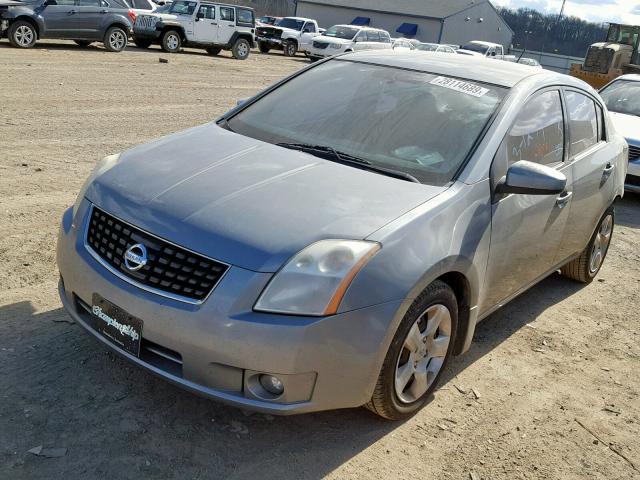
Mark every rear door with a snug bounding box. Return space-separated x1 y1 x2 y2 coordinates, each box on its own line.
557 89 614 260
482 89 574 312
72 0 108 39
193 3 217 43
216 5 234 44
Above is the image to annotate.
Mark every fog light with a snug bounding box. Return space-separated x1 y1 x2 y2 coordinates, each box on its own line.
259 374 284 396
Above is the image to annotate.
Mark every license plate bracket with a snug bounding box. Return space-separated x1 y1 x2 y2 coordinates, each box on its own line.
90 294 143 357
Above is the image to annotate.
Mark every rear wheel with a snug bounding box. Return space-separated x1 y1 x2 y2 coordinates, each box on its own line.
74 40 93 47
366 280 458 420
258 41 270 54
231 38 250 60
161 30 181 53
134 38 152 49
206 46 221 56
8 21 37 48
103 26 127 52
560 207 614 283
283 39 297 57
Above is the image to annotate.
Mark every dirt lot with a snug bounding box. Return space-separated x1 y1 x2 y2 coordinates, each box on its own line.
1 41 639 480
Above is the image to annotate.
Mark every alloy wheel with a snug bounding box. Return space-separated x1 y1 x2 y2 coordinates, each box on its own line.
15 25 34 47
394 304 452 404
237 42 248 58
167 34 179 51
109 30 126 51
589 213 613 274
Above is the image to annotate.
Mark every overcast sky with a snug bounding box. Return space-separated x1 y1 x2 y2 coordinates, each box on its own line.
492 0 640 24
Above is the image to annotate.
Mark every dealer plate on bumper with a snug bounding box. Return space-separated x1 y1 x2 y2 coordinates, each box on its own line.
90 294 143 357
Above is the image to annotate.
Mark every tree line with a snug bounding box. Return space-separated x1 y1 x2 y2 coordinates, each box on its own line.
498 7 608 57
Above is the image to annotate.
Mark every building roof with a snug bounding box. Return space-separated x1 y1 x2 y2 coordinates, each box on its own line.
297 0 494 20
339 50 570 88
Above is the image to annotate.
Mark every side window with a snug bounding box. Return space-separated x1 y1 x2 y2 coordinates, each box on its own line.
565 90 598 157
219 6 234 21
355 31 367 42
501 90 565 166
132 0 152 9
596 103 606 140
303 22 316 33
380 31 391 43
368 31 381 42
77 0 100 5
197 5 214 19
237 8 253 26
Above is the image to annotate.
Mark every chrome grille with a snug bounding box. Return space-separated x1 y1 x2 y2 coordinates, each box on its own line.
85 206 229 303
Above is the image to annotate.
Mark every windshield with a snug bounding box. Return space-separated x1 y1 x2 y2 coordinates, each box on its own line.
276 18 304 30
227 60 506 186
461 43 489 54
323 25 359 40
168 0 196 15
416 43 438 52
600 80 640 116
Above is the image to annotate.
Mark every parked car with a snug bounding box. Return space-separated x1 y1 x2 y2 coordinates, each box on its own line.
457 40 505 59
391 38 414 50
132 0 255 59
57 51 626 420
124 0 157 16
256 14 279 27
307 24 391 60
0 0 135 52
516 57 542 68
255 16 320 56
599 74 640 193
416 42 456 54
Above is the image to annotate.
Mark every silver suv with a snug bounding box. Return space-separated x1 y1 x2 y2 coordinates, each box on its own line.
57 52 626 419
132 0 254 59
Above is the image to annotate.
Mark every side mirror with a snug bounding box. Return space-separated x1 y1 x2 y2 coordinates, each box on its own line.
495 160 566 195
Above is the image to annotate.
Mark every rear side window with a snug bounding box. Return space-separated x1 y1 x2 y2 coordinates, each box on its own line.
566 90 599 157
237 8 253 26
501 90 565 166
220 6 234 21
131 0 152 9
380 31 391 43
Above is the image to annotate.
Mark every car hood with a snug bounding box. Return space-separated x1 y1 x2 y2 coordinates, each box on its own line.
86 123 446 272
456 49 484 57
317 36 351 45
609 111 640 143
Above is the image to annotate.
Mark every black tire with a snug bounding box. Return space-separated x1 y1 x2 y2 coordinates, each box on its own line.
258 41 270 54
161 29 181 53
134 39 152 49
74 40 93 47
103 26 128 52
560 206 615 283
231 38 250 60
8 20 37 49
206 46 221 56
283 39 297 57
366 280 458 420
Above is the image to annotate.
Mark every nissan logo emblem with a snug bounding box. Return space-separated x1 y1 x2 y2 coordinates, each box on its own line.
124 243 148 271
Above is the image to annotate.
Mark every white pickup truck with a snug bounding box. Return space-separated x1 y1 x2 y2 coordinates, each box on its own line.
457 41 505 59
255 16 321 56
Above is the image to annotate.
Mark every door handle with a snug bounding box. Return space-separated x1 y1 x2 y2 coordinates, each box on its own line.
556 191 573 208
211 22 217 25
68 9 76 14
100 8 108 13
603 162 615 174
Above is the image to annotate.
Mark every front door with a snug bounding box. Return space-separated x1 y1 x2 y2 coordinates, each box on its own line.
216 5 235 44
38 0 78 38
193 4 217 43
557 89 614 261
482 89 573 313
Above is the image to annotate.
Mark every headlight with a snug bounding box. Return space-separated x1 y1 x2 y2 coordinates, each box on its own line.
330 43 343 49
254 240 380 316
72 153 121 218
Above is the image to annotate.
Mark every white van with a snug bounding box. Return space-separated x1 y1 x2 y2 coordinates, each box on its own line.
308 24 391 60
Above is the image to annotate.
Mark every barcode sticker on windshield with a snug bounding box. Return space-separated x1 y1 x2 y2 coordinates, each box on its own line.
430 76 489 97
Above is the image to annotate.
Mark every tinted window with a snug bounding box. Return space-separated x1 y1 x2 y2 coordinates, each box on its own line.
276 18 304 30
132 0 152 9
237 8 253 25
565 91 598 157
198 5 214 19
168 1 197 15
227 60 506 186
220 6 234 21
502 90 564 166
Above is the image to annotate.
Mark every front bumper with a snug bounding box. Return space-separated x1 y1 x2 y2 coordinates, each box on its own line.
57 203 402 414
626 158 640 193
256 36 283 47
308 46 339 58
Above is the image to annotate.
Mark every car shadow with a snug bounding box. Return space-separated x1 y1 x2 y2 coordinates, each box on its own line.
0 271 588 479
617 193 640 229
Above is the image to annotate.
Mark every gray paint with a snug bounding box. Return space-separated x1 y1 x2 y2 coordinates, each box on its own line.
57 52 626 415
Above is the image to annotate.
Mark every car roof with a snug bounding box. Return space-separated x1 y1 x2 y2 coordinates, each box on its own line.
468 40 502 47
611 74 640 82
283 16 313 21
340 51 582 88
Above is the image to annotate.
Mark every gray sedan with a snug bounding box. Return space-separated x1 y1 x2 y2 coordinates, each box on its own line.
57 52 627 419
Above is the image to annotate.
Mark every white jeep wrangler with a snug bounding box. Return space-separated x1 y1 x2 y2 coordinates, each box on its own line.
255 16 321 56
133 0 255 60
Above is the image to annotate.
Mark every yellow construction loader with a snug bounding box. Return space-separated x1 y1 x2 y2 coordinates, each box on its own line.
571 23 640 89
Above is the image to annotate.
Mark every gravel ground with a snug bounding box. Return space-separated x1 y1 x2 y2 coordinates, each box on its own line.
1 41 639 480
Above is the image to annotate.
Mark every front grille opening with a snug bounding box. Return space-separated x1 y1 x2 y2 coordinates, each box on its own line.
629 145 640 162
85 206 229 303
74 295 183 377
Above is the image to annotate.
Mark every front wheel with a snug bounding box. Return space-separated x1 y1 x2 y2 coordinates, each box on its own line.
366 280 458 420
8 21 37 48
283 40 297 57
103 26 127 52
560 207 614 283
231 38 250 60
161 30 181 53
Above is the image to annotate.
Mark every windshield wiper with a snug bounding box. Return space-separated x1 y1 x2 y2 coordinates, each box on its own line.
276 143 421 183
